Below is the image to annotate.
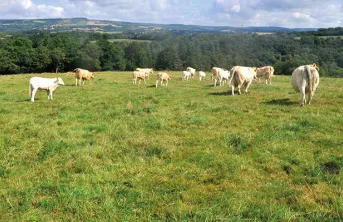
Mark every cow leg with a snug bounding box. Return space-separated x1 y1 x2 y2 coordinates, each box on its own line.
155 80 158 88
308 91 314 105
144 78 146 84
300 87 306 106
214 79 217 87
49 90 53 100
166 80 168 87
31 88 38 102
245 81 252 93
231 85 235 96
238 85 242 95
75 78 78 86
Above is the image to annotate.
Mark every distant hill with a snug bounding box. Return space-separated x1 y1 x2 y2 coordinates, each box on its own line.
0 17 317 34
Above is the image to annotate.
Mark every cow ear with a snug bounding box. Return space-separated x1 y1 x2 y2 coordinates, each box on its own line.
312 63 316 68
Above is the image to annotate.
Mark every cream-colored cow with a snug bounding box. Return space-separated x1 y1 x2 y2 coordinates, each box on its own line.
229 66 257 95
291 64 320 106
256 66 274 84
136 68 153 80
156 72 171 87
73 68 95 86
132 71 147 84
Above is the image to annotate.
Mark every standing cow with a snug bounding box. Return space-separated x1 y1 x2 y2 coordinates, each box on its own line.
136 68 153 80
186 67 196 78
156 72 171 88
73 68 95 86
132 70 147 84
291 64 320 106
229 66 257 95
199 71 206 81
256 66 274 84
29 77 65 102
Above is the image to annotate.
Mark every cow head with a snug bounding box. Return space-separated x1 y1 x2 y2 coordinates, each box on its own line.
55 77 65 85
90 72 95 78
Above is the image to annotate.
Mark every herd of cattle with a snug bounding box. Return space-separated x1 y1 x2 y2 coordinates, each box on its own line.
28 64 320 106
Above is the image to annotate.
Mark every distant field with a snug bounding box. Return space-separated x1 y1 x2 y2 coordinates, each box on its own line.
91 39 152 43
295 36 343 40
0 72 342 220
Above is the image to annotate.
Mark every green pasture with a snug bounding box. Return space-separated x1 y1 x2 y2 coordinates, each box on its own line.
0 71 342 221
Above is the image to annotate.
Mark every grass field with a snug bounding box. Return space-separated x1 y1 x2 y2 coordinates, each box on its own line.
0 71 342 221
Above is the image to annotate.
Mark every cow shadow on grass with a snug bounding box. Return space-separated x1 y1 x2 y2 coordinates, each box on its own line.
262 98 297 106
209 91 229 96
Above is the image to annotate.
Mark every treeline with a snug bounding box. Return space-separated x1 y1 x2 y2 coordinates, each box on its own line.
301 27 343 37
0 31 342 77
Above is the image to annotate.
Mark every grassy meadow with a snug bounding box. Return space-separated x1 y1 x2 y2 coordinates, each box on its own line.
0 71 342 221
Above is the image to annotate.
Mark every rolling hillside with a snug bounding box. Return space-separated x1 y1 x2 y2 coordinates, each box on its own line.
0 17 317 33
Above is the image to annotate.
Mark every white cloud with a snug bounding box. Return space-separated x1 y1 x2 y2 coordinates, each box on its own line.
0 0 342 28
0 0 63 19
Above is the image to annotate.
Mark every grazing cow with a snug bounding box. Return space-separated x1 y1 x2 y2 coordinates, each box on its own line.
256 66 275 84
156 72 171 88
74 68 95 86
136 68 153 80
199 71 206 81
186 67 196 78
291 64 320 106
132 71 147 84
182 71 191 81
29 77 64 102
229 66 257 95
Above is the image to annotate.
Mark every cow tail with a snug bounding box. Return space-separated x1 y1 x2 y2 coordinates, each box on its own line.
229 67 237 86
305 65 314 96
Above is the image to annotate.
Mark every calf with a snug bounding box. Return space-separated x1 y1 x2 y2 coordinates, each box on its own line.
256 66 274 84
199 71 206 81
156 72 171 88
186 67 196 78
74 68 95 86
182 71 191 81
29 77 64 102
132 71 147 84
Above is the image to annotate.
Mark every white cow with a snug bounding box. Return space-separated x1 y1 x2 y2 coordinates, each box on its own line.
256 66 274 84
156 72 171 88
291 64 320 106
182 71 191 81
29 77 64 102
217 70 230 86
212 67 229 87
199 71 206 81
186 67 196 78
229 66 257 95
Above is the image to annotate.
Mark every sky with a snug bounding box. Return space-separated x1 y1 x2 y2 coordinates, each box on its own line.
0 0 342 28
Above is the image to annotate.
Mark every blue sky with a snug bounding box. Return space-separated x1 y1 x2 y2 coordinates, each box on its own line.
0 0 342 28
